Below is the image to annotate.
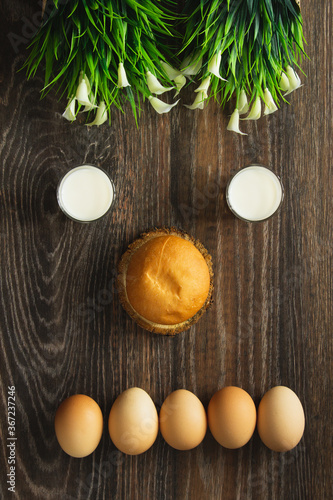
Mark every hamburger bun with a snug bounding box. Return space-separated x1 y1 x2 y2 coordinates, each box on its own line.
117 228 213 335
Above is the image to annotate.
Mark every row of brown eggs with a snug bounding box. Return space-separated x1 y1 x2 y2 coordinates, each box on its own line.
55 386 305 458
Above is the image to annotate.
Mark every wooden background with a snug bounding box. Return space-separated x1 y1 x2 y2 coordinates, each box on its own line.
0 1 332 499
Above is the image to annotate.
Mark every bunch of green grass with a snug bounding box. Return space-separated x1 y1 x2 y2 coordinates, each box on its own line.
24 0 179 122
180 0 307 123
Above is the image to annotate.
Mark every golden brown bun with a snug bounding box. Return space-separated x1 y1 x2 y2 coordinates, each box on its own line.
117 228 214 335
127 235 210 324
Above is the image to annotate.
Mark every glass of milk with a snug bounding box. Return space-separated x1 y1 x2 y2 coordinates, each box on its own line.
57 165 115 222
226 165 284 222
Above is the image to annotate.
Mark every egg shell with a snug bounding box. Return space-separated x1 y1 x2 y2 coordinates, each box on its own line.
108 387 158 455
208 386 256 449
159 389 207 450
257 386 305 452
55 394 103 458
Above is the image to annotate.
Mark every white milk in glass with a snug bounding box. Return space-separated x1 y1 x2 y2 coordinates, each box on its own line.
227 165 283 221
57 165 114 222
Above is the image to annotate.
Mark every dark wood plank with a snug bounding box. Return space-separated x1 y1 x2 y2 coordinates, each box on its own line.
0 1 332 499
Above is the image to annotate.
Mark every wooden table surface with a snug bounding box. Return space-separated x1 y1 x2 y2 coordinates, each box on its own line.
0 1 332 499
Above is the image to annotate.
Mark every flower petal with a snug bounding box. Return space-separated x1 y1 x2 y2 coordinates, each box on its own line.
148 96 180 114
86 102 108 126
195 75 211 93
208 51 227 80
62 96 76 121
242 96 261 120
174 75 187 96
284 65 302 95
238 89 249 115
184 91 208 110
118 62 131 88
160 61 182 80
263 88 278 115
146 71 173 95
180 53 202 76
227 109 247 135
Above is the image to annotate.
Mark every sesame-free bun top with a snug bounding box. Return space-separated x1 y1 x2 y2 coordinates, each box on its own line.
126 235 210 325
117 227 213 335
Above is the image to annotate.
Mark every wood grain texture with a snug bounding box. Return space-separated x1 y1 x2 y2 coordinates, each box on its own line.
0 1 332 499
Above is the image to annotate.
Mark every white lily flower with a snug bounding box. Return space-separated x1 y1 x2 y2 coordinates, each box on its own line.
174 75 187 96
62 96 76 121
243 96 261 120
227 109 247 135
117 62 131 88
208 50 227 80
160 61 182 80
76 75 96 110
279 71 290 92
82 104 97 112
76 73 97 111
284 65 302 95
86 101 108 126
159 62 184 96
195 75 211 93
78 71 91 94
263 88 278 115
184 91 208 110
146 71 173 95
238 89 249 115
148 96 180 114
180 53 202 76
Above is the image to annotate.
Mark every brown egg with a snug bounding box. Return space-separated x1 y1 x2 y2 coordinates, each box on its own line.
55 394 103 458
159 389 207 450
257 386 305 452
208 386 256 449
108 388 158 455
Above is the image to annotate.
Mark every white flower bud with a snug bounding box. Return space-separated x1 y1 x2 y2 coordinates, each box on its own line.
284 65 302 95
238 89 249 115
148 96 180 114
208 50 227 80
195 75 211 93
184 91 208 110
279 71 290 92
76 75 96 109
117 62 131 88
243 96 261 120
227 109 247 135
263 88 278 115
78 72 92 94
146 71 173 95
180 53 202 76
174 75 186 96
86 101 108 126
160 61 182 80
62 96 76 121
